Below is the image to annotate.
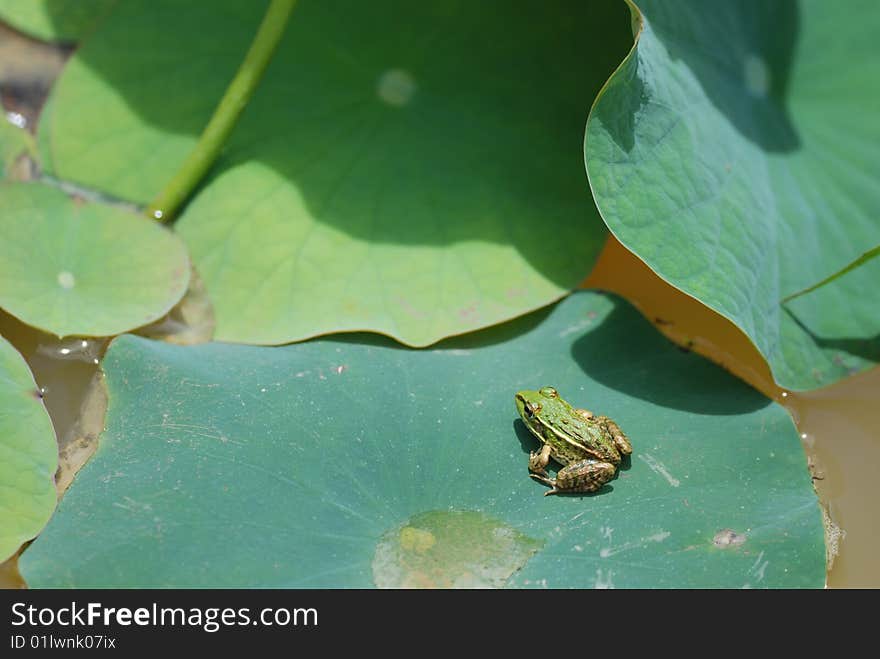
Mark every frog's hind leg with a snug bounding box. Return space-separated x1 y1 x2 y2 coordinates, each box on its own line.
545 459 616 496
598 416 632 456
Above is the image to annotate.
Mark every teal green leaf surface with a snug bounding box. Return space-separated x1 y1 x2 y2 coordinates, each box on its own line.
585 0 880 390
20 292 824 588
0 336 57 561
37 0 631 346
0 0 115 42
0 183 190 337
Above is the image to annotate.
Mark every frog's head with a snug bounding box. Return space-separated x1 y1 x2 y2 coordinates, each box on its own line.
515 387 560 432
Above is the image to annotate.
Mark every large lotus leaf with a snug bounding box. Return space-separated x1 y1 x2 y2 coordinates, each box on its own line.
0 336 57 561
0 182 190 337
36 0 630 347
584 0 880 390
0 0 115 42
20 292 824 588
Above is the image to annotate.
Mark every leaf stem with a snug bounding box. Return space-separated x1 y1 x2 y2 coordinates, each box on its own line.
781 245 880 304
147 0 297 222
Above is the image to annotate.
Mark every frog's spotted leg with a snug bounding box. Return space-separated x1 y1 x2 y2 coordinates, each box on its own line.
532 459 617 496
598 416 632 456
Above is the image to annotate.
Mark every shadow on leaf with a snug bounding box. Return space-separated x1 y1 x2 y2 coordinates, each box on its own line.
571 293 768 414
639 0 801 153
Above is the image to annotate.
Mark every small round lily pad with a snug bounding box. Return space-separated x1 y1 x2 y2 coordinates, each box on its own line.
0 182 190 338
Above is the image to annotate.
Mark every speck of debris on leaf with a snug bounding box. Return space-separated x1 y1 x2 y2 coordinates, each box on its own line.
713 529 747 548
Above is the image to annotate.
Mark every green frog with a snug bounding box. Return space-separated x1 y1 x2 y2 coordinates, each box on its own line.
515 387 632 496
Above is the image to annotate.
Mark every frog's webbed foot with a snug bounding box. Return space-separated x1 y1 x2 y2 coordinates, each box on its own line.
529 472 556 490
598 416 632 456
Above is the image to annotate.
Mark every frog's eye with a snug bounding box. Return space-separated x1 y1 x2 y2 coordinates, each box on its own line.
539 386 558 398
525 402 542 416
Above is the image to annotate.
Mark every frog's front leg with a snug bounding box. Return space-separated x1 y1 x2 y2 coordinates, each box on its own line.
598 416 632 456
528 443 552 479
528 445 557 488
540 459 616 496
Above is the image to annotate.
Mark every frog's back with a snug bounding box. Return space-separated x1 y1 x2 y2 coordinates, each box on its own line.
559 416 620 465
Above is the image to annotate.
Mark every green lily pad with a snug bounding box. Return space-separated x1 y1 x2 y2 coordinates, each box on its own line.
0 182 190 337
0 336 57 562
20 292 824 588
0 0 115 42
37 0 631 346
584 0 880 390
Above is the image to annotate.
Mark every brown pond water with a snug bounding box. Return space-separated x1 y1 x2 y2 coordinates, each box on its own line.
1 21 877 589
